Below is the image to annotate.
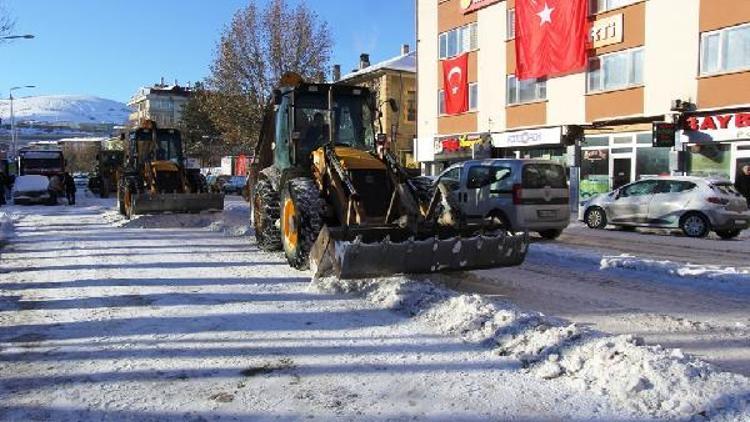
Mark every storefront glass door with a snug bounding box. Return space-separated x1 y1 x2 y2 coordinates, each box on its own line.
612 157 632 190
733 143 750 201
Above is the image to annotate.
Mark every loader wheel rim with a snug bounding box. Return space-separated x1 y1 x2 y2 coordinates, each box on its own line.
283 198 298 250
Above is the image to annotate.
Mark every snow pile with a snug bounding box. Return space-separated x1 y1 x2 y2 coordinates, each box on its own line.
103 199 252 237
0 95 129 127
313 275 750 420
531 242 750 284
602 254 750 280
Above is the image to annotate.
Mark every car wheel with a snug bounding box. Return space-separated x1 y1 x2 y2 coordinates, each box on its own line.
585 207 607 229
680 212 710 238
538 229 562 240
715 229 741 240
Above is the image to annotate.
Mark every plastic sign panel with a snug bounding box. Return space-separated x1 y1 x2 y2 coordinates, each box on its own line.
652 122 676 148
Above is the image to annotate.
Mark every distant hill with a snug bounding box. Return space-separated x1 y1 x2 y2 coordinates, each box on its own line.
0 95 130 128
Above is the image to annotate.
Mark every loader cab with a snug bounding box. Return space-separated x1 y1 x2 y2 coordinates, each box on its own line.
128 128 184 167
274 84 377 170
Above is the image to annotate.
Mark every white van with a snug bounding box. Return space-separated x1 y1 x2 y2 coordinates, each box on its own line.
434 159 571 239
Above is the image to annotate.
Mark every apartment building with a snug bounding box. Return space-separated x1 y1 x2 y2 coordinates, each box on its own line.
417 0 750 201
337 46 418 167
128 80 191 129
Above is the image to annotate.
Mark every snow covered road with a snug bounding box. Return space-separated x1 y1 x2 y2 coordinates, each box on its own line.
0 198 645 421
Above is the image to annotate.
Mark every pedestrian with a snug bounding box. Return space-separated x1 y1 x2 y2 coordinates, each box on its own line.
48 174 63 204
735 163 750 203
0 172 6 206
64 172 76 205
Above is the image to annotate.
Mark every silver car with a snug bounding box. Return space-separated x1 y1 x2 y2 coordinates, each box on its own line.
582 176 750 239
434 159 570 239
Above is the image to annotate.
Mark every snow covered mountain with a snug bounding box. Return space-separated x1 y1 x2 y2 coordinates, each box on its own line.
0 95 130 128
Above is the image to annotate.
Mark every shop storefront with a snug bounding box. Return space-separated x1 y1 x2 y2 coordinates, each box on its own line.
428 132 492 174
680 108 750 198
491 126 567 163
580 130 671 200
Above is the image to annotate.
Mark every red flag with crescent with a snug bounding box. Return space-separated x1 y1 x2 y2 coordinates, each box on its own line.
442 53 469 115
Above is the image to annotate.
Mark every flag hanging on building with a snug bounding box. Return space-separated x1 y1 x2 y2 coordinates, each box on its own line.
515 0 588 80
442 53 469 115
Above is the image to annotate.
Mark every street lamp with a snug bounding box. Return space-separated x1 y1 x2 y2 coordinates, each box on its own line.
1 34 35 40
9 85 36 158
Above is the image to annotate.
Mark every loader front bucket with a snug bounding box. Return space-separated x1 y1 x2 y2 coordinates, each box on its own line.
310 225 528 279
131 192 225 215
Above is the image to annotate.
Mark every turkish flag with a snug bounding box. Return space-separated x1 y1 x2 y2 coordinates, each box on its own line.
515 0 588 80
442 53 469 115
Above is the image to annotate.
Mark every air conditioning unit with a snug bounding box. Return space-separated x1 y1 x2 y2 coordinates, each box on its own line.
670 99 694 112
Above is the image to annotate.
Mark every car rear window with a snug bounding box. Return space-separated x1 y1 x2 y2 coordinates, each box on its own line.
522 164 567 189
712 182 741 196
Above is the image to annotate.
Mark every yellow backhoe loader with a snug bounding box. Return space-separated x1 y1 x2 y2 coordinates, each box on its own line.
118 120 223 218
249 73 527 279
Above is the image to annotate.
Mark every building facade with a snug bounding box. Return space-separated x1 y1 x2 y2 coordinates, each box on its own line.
417 0 750 201
337 47 419 168
128 81 191 129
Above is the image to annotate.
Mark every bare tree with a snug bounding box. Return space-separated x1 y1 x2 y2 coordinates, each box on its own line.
207 0 332 152
0 1 15 41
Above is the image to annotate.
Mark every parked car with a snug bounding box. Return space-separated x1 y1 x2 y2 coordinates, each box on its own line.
207 175 231 194
13 175 54 205
223 176 246 195
73 173 88 188
431 159 570 239
581 176 750 239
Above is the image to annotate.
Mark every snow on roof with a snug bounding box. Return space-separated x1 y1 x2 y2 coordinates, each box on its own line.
339 50 416 82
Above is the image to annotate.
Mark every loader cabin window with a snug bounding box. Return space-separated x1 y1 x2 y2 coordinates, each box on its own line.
131 129 183 165
293 90 376 153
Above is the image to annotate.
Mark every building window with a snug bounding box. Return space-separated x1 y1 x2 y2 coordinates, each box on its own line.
700 23 750 75
469 83 478 111
507 9 516 40
587 48 644 93
438 85 477 114
507 75 546 105
589 0 638 14
406 91 416 122
439 23 478 59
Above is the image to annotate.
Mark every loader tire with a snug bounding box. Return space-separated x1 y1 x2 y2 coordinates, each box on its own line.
253 178 282 251
281 178 324 270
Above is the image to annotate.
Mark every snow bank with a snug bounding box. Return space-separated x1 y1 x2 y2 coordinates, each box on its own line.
602 254 750 280
313 275 750 420
531 242 750 286
0 95 129 126
103 199 252 237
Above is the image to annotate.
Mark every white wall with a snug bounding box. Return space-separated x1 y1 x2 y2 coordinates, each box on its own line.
643 0 700 116
546 73 587 125
416 0 439 162
477 3 507 134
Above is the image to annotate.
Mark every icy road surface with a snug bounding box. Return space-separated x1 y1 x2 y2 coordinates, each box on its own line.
0 197 639 421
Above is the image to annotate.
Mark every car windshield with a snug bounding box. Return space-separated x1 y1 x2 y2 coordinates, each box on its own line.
713 182 741 196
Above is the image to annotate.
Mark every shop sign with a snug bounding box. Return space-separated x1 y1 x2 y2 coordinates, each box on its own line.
459 0 500 14
589 14 623 49
680 112 750 143
492 127 562 148
434 134 491 160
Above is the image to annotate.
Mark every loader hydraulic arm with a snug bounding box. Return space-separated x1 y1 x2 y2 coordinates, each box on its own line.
324 144 359 201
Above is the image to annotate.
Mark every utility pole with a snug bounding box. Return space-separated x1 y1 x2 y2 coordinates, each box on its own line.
8 85 36 159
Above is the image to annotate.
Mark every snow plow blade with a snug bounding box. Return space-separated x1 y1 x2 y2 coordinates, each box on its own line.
310 225 528 279
131 192 225 215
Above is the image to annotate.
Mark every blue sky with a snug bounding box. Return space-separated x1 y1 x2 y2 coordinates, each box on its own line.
1 0 415 102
